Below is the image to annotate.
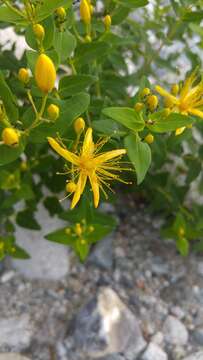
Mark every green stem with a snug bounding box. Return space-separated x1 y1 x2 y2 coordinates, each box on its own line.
3 0 27 19
27 90 38 117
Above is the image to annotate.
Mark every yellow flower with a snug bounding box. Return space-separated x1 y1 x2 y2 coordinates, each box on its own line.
2 128 20 146
33 24 45 41
48 128 127 209
155 70 203 119
18 68 30 84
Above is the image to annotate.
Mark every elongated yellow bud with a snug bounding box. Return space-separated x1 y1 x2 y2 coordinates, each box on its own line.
35 54 56 93
144 133 154 144
74 117 85 134
33 24 45 41
80 0 91 25
141 87 151 97
171 84 179 96
66 182 77 193
75 223 83 236
134 102 144 111
18 68 30 84
2 128 20 146
104 15 111 31
56 7 66 20
147 95 158 112
47 104 60 121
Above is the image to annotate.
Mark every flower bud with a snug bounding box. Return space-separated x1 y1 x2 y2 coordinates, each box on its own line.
65 227 71 235
55 6 66 20
74 117 85 134
147 95 158 112
35 54 56 93
80 0 91 25
75 223 82 236
134 102 144 112
47 104 60 121
66 182 77 193
141 87 151 97
104 15 111 31
18 68 30 84
85 35 92 43
144 133 154 144
20 161 28 172
164 97 173 108
178 227 185 237
2 128 20 146
33 23 45 41
171 83 179 96
175 127 185 136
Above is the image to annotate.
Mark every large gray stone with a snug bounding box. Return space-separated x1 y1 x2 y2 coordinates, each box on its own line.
88 235 113 270
142 343 168 360
162 315 188 346
184 352 203 360
0 355 30 360
73 287 146 358
12 204 69 280
0 315 33 351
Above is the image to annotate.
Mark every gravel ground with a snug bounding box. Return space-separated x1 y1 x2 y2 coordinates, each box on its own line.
0 196 203 360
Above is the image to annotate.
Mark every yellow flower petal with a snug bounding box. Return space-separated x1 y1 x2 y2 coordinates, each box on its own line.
155 85 178 104
94 149 126 165
89 172 100 208
175 127 185 136
48 137 79 164
188 108 203 119
71 173 87 209
82 128 94 156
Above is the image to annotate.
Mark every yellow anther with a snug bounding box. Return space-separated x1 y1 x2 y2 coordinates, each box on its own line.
74 117 85 134
55 7 66 19
2 128 20 146
33 23 45 41
171 84 179 96
47 104 60 121
175 127 185 136
104 15 111 31
35 54 56 93
144 133 154 144
134 102 144 112
141 87 151 97
66 182 77 193
80 0 91 25
147 95 158 112
18 68 30 84
75 223 83 237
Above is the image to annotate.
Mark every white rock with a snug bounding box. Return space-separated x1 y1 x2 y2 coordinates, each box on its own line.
0 315 33 351
142 343 168 360
1 270 16 283
184 352 203 360
73 287 146 358
197 262 203 276
0 355 30 360
163 315 188 346
12 203 70 280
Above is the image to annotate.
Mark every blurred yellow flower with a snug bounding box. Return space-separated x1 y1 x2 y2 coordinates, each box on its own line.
48 128 127 209
155 70 203 119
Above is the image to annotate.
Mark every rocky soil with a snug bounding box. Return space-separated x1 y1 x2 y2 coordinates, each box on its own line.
0 197 203 360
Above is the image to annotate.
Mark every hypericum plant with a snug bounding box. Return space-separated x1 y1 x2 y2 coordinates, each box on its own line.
0 0 203 262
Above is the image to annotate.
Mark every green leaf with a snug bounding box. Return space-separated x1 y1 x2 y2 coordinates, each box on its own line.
74 42 111 66
102 107 145 131
114 0 149 8
183 11 203 22
124 133 151 184
0 71 19 122
54 30 76 62
0 137 26 166
8 245 30 259
43 196 63 216
176 237 189 257
92 119 126 138
147 112 194 133
0 5 27 25
16 210 41 230
59 75 97 98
